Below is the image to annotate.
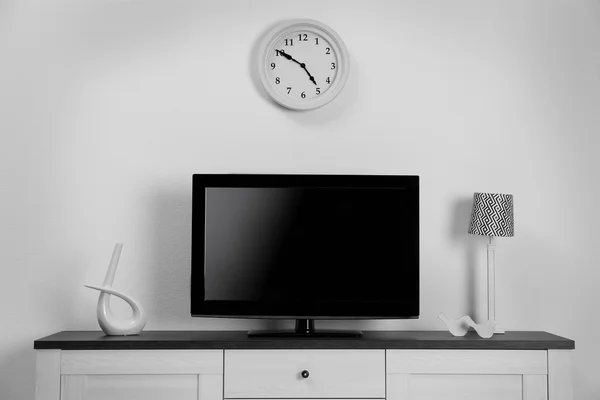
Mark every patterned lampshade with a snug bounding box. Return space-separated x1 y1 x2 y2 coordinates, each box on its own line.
468 193 514 237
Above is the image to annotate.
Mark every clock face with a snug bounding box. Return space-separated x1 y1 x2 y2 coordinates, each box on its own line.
267 32 339 101
258 20 349 110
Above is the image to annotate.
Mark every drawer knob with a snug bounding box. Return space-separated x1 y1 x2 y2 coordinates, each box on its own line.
301 370 310 379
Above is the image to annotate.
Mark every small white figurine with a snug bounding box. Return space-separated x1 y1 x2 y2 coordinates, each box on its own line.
85 244 147 336
438 312 471 336
438 312 496 339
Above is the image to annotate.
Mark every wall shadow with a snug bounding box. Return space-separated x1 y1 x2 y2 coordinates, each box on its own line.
149 187 196 327
449 196 478 319
248 20 283 107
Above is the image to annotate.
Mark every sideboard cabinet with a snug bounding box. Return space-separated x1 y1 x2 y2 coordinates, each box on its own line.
34 331 574 400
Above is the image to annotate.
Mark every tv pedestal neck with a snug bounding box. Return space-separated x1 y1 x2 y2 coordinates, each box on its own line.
247 319 363 338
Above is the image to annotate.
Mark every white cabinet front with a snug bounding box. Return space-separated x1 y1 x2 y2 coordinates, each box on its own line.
61 375 199 400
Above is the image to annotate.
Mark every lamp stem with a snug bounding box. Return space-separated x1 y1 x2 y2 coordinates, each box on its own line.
487 236 495 323
486 236 504 333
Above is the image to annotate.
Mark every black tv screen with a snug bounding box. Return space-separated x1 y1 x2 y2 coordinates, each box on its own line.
191 174 419 319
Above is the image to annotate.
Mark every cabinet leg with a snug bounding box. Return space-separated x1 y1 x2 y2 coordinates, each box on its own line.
36 350 61 400
548 350 573 400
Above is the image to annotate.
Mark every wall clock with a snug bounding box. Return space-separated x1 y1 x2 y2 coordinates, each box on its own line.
257 19 350 111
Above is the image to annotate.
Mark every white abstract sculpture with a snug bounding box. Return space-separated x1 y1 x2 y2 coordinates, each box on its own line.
438 312 496 339
438 312 471 336
85 243 147 336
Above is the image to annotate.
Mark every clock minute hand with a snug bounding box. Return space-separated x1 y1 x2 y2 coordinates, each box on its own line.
278 49 301 65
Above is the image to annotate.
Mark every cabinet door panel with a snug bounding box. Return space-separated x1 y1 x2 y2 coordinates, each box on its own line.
61 375 197 400
523 375 548 400
388 374 522 400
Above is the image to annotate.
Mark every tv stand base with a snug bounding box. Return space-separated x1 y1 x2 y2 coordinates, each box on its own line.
33 330 574 400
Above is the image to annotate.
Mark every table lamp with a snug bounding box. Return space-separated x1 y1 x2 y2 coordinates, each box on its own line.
468 192 514 334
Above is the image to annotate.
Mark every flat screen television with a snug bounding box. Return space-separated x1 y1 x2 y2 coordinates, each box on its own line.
191 174 419 337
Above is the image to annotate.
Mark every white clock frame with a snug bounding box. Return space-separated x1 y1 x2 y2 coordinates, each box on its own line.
257 19 350 111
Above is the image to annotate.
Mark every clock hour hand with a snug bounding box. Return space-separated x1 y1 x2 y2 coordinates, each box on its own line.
301 66 318 85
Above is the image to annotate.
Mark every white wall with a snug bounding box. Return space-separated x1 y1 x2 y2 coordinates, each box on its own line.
1 0 599 398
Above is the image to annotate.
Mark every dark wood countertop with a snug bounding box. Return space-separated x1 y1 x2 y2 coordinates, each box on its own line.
34 330 575 350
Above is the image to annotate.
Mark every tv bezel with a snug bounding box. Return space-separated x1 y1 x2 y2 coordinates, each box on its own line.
191 174 419 319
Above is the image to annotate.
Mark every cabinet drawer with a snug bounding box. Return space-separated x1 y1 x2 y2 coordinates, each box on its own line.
61 375 199 400
387 350 547 375
387 374 524 400
225 350 385 398
61 350 223 375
